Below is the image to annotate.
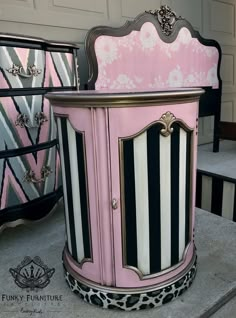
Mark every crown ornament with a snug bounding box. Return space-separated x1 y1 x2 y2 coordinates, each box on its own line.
146 5 183 35
9 256 55 290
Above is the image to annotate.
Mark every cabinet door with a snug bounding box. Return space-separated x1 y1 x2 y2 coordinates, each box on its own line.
0 95 56 150
0 46 45 90
56 112 101 284
109 103 198 288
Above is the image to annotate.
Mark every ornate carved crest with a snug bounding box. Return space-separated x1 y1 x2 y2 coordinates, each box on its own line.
146 5 182 36
159 111 176 137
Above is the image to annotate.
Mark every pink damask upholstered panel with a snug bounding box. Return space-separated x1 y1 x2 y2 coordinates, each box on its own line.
94 23 219 90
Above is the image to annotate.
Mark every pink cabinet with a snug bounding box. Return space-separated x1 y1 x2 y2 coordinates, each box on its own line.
47 88 204 310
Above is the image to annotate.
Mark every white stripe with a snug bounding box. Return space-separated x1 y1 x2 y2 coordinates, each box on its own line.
2 47 23 88
43 145 54 195
160 134 171 270
67 120 85 262
179 128 187 260
201 176 212 211
222 182 235 221
14 95 32 120
134 132 150 275
57 118 72 254
53 52 70 86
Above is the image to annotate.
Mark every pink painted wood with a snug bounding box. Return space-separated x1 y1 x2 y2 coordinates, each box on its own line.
52 89 200 288
54 108 102 284
94 24 219 90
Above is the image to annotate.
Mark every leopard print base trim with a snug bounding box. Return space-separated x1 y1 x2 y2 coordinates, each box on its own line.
64 258 197 311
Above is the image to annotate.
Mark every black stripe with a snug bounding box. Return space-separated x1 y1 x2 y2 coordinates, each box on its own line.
0 159 7 206
196 170 202 208
5 158 30 202
171 124 180 265
123 139 137 268
76 132 91 259
0 139 58 158
185 132 191 246
211 177 223 216
233 184 236 222
197 169 236 185
0 40 42 49
36 95 45 146
60 117 78 261
0 86 77 97
147 124 161 274
0 187 62 227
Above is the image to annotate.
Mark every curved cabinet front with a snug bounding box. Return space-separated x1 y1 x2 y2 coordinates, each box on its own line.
47 88 203 310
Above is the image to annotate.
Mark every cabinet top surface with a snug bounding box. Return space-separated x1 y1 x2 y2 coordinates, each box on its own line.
46 88 204 108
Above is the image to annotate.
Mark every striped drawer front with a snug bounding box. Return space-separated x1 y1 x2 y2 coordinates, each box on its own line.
120 122 193 275
57 117 92 264
46 51 76 88
196 171 236 222
0 95 56 150
0 46 45 90
0 144 60 210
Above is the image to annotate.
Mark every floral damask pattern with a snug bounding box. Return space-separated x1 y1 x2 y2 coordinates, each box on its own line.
94 22 219 90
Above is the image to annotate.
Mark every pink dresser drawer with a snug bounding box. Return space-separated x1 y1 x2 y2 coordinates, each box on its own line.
0 46 45 90
45 51 76 88
0 95 56 150
0 143 61 210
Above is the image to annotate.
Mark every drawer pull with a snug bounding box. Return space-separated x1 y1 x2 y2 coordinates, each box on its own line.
6 63 42 78
15 112 48 128
23 166 52 183
34 112 48 127
15 114 31 128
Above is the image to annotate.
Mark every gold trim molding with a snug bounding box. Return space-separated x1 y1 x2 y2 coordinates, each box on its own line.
159 111 175 136
46 88 204 108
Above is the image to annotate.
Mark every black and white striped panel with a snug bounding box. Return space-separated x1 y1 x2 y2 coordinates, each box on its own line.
57 117 91 263
121 123 192 275
196 171 236 222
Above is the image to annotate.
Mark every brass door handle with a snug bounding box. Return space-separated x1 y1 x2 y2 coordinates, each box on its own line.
112 198 118 210
6 63 42 78
23 166 52 183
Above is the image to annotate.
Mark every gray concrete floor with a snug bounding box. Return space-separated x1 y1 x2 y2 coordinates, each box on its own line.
198 140 236 178
0 202 235 318
211 296 236 318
